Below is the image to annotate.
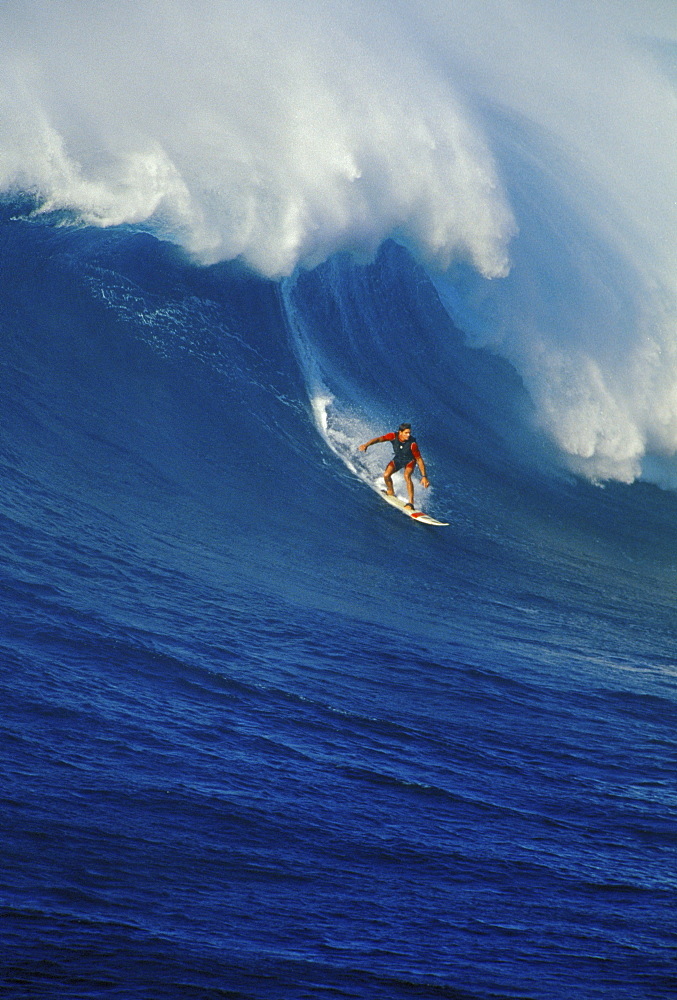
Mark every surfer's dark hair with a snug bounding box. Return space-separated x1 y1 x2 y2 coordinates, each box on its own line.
398 422 412 431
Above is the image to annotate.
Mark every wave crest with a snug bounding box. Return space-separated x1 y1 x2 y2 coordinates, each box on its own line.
0 2 514 279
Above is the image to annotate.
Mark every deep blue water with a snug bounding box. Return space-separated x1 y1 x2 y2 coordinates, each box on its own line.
1 215 676 999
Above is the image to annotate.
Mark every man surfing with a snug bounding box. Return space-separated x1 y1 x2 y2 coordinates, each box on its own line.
359 423 429 509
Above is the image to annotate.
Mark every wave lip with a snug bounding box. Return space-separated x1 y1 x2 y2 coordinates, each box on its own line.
0 2 515 278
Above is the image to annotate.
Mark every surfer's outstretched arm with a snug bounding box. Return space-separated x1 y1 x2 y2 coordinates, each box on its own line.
359 435 389 452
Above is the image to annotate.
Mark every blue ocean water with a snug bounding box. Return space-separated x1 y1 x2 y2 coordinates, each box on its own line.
1 212 675 1000
2 3 677 997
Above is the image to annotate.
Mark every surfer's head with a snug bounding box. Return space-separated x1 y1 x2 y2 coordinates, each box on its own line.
398 422 412 440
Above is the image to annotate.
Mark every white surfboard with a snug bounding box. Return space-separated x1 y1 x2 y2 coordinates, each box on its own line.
380 491 448 526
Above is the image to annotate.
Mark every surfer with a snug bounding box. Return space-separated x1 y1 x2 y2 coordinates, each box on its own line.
359 423 429 509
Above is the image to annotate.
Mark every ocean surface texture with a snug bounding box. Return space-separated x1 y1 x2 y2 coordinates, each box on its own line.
1 3 676 999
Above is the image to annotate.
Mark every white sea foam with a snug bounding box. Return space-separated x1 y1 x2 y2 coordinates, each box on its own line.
0 1 514 279
1 1 675 484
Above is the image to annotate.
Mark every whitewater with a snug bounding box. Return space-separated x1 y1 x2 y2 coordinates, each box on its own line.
1 2 676 999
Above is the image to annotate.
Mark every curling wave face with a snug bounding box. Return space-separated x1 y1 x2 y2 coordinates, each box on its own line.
0 0 675 484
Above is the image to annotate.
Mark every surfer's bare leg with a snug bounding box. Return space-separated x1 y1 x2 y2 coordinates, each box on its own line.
383 461 396 496
403 463 415 506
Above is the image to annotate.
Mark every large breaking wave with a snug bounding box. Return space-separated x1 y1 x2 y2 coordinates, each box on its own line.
1 0 675 484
